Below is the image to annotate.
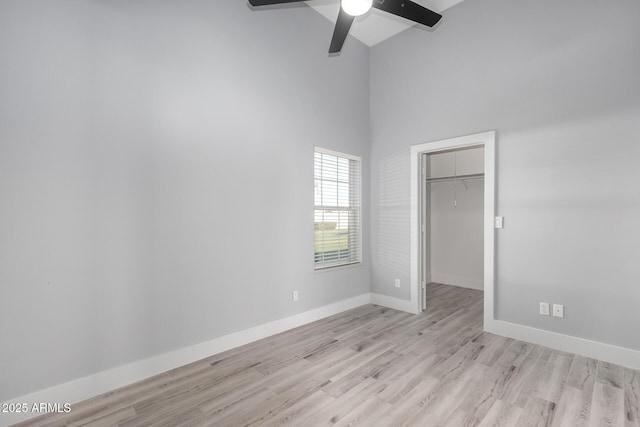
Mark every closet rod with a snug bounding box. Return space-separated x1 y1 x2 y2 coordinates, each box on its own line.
425 172 484 183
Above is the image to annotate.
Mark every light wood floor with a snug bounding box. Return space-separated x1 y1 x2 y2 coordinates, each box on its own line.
12 283 640 426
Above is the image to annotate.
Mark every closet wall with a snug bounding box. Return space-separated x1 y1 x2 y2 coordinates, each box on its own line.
427 147 484 290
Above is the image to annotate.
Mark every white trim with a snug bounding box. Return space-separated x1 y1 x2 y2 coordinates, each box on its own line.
430 274 484 291
313 146 361 162
410 131 496 319
0 294 371 427
370 292 419 314
485 319 640 371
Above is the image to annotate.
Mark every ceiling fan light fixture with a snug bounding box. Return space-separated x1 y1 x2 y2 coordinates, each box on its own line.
248 0 442 54
341 0 372 16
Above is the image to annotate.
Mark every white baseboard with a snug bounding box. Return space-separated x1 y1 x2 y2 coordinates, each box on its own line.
0 293 371 427
370 293 418 314
431 273 483 290
485 318 640 371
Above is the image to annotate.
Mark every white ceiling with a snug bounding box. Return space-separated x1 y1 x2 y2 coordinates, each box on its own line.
305 0 465 47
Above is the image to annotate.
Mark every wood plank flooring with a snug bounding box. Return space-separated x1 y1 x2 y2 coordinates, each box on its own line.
11 283 640 426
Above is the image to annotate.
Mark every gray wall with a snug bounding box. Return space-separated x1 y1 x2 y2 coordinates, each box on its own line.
0 0 370 400
429 148 484 290
370 0 640 350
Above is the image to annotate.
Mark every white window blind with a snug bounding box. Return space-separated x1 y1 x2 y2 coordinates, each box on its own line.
314 147 361 269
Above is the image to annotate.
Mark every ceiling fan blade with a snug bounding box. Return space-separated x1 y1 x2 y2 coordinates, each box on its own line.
372 0 442 27
248 0 306 6
329 7 355 53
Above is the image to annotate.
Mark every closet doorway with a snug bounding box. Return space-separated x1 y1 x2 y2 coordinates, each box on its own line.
409 131 495 329
422 146 485 307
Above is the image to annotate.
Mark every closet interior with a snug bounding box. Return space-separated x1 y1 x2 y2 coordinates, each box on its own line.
422 146 485 309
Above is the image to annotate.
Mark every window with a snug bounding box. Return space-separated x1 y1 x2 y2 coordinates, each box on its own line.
314 147 361 269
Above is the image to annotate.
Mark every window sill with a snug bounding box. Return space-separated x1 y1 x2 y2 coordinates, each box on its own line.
314 261 361 273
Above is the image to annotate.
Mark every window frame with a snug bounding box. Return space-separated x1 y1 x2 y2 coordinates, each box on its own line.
314 147 362 270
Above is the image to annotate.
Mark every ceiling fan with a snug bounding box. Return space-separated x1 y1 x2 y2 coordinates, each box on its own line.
248 0 442 53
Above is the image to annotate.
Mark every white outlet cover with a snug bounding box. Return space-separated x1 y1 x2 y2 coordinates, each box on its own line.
539 302 550 316
292 290 299 302
395 279 401 288
553 304 564 318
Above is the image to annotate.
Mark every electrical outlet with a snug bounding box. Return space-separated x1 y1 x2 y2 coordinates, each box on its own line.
292 290 299 302
553 304 564 318
539 302 550 316
495 216 504 229
395 279 401 288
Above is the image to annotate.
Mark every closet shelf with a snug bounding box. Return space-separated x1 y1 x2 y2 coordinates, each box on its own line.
425 172 484 184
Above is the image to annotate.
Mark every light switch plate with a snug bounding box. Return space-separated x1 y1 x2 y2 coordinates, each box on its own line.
495 216 504 229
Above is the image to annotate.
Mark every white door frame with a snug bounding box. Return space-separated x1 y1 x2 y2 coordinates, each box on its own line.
409 131 495 329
